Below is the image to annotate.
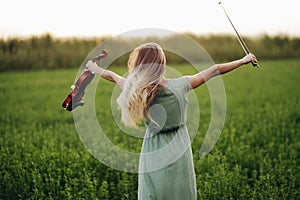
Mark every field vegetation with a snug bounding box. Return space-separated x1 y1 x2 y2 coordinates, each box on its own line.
0 33 299 199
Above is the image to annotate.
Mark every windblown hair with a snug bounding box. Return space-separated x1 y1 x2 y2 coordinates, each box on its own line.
117 43 166 127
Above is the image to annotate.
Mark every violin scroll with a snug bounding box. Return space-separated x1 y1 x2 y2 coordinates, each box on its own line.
92 49 108 63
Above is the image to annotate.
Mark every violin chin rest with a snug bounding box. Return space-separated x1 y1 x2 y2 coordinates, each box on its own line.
64 101 85 111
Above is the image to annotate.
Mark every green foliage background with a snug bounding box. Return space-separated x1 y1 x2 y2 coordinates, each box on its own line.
0 33 300 71
0 58 299 199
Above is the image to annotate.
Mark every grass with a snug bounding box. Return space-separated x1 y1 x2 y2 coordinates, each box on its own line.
0 59 299 199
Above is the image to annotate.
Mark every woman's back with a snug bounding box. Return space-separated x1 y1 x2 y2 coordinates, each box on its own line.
139 77 197 200
145 77 190 133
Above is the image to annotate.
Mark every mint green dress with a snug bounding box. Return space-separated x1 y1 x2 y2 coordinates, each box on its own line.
138 77 197 200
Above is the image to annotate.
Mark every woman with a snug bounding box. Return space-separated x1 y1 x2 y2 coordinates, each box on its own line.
86 42 258 199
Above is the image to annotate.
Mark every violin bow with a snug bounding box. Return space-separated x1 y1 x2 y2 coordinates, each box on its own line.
219 2 259 67
62 49 108 111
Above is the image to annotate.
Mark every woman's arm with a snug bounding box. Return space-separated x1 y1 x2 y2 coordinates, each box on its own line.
188 53 258 89
86 61 126 89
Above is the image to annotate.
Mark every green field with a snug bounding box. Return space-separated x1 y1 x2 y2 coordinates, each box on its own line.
1 60 300 199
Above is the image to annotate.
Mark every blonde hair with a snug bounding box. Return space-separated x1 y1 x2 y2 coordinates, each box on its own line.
117 43 166 127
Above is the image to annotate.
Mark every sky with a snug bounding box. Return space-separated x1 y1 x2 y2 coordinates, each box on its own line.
1 0 299 38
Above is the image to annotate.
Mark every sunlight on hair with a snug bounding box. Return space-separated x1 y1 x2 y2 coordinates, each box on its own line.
117 43 166 128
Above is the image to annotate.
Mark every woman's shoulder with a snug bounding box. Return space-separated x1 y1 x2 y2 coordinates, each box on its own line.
167 76 191 92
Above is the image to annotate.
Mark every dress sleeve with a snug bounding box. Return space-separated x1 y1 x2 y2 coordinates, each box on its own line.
169 76 192 94
182 76 192 93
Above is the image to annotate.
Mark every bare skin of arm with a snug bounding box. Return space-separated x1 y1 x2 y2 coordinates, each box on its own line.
187 53 258 89
86 53 258 90
86 61 126 89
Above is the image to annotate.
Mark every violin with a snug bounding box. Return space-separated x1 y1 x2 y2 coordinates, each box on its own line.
62 49 108 111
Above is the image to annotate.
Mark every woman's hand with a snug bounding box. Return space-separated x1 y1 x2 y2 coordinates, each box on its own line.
242 53 258 65
86 60 97 72
85 60 126 89
188 53 259 89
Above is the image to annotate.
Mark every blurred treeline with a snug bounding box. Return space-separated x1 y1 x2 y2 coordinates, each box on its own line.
0 33 299 71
